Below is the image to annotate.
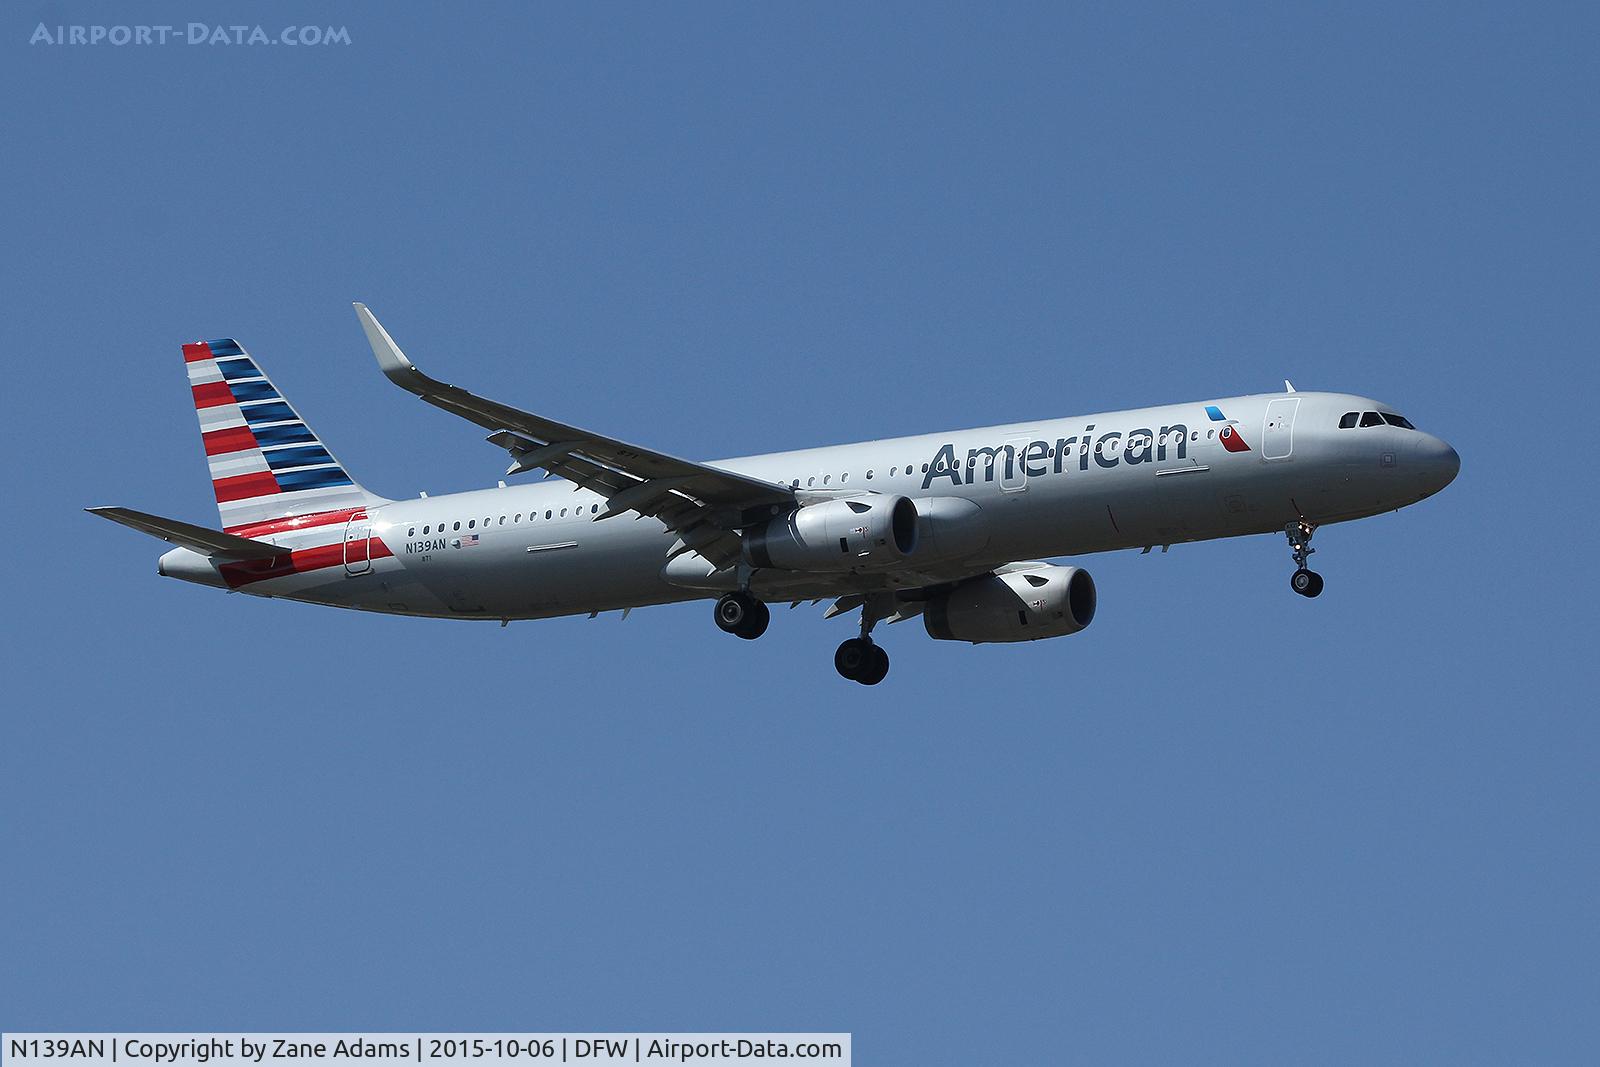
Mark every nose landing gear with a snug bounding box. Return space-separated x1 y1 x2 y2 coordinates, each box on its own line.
1286 520 1324 598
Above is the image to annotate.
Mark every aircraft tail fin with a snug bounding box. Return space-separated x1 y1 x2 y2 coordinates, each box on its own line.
181 338 385 531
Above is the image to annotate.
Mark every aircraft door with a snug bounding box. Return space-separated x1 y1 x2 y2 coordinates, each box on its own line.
1001 436 1032 493
1262 398 1300 460
343 514 372 575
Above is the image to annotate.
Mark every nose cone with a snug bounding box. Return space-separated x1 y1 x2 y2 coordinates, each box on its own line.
1411 434 1460 496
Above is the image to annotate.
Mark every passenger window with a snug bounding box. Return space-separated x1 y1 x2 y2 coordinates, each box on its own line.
1360 411 1384 427
591 504 599 514
840 473 849 483
422 525 429 535
468 519 475 529
408 527 415 537
545 510 552 519
514 514 521 523
1339 412 1359 429
1382 413 1415 429
865 470 874 479
890 467 897 476
453 521 460 531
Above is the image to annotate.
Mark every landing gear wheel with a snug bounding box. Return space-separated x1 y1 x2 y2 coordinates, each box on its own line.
1290 568 1324 598
835 638 890 685
715 592 769 639
858 645 890 686
738 599 770 638
835 637 872 679
1284 521 1323 599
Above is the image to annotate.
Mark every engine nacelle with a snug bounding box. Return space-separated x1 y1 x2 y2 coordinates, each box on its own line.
744 496 918 572
913 496 990 562
923 566 1097 643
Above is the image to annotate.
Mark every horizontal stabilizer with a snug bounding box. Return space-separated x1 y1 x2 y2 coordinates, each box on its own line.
86 506 291 561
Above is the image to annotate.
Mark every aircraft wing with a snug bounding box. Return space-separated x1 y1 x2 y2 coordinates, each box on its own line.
86 506 291 561
355 304 794 566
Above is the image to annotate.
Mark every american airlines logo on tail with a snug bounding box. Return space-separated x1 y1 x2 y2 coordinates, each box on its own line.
182 337 378 530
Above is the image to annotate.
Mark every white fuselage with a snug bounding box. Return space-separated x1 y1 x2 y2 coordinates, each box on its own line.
159 389 1459 620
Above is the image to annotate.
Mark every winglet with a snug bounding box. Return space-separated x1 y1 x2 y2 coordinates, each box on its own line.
1284 379 1296 393
354 302 423 386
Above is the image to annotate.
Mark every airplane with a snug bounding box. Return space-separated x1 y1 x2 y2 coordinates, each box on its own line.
90 303 1460 684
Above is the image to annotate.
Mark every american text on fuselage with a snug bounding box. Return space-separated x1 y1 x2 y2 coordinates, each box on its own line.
919 422 1190 490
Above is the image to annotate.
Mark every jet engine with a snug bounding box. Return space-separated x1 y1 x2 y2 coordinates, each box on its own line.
923 566 1097 643
744 496 919 572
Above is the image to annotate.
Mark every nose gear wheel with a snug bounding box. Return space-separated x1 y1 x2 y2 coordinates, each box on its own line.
1285 521 1324 598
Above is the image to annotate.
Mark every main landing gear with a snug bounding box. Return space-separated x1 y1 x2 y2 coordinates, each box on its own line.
835 637 889 686
835 593 893 685
713 586 892 684
1286 520 1325 598
714 591 769 640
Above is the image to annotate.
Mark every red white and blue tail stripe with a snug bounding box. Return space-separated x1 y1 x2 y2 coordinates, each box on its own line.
183 338 382 531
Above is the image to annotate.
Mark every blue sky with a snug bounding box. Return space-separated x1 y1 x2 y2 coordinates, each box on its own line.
2 2 1596 1061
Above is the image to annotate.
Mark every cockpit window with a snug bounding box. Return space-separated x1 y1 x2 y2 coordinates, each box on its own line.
1359 411 1384 427
1339 412 1359 429
1381 412 1415 429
